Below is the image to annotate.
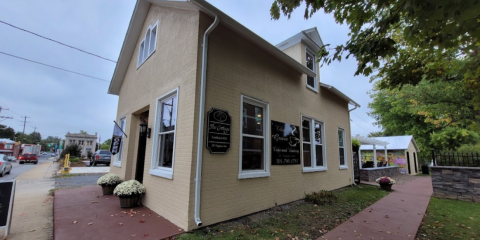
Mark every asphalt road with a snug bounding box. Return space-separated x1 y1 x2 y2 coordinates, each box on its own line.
54 173 103 189
0 154 54 181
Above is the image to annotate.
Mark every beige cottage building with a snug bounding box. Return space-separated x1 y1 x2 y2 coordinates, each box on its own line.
108 0 360 231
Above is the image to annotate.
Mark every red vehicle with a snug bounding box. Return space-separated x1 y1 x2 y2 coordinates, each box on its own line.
18 153 38 164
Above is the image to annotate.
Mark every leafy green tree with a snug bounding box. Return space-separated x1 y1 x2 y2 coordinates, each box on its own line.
0 124 15 140
30 132 41 144
100 139 112 150
60 144 82 158
15 132 31 143
270 0 480 78
79 130 88 134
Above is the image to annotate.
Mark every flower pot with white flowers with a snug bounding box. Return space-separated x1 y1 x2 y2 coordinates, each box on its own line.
113 180 146 208
375 176 396 191
97 173 123 195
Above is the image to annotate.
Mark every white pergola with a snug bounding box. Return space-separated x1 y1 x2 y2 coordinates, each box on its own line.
355 135 390 169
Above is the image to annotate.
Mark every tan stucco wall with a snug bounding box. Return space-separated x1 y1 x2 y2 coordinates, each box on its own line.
282 43 302 63
110 5 201 230
196 18 353 228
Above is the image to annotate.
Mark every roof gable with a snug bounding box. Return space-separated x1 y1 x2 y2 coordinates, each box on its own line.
108 0 316 95
276 27 324 52
359 135 419 152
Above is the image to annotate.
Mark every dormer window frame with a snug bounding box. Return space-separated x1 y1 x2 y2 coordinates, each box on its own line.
305 48 319 93
137 20 159 69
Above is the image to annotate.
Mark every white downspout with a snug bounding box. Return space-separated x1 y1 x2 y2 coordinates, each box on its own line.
349 104 358 185
194 15 219 227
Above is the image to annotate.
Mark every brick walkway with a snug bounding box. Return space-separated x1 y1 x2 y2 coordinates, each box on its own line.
321 177 432 240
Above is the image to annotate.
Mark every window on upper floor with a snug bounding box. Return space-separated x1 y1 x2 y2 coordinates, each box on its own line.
302 116 326 172
4 144 13 150
137 21 158 68
306 49 318 92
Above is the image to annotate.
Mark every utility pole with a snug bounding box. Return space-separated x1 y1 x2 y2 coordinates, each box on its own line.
21 116 30 134
0 106 13 120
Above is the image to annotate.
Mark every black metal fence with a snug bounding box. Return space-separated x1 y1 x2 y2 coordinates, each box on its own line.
432 150 480 167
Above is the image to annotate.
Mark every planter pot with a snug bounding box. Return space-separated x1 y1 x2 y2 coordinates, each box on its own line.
421 165 429 174
101 185 117 195
379 183 392 191
118 195 141 208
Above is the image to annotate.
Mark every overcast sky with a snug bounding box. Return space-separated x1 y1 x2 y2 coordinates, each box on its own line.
0 0 380 143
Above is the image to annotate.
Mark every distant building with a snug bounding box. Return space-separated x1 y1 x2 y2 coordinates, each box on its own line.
64 132 97 157
0 138 21 157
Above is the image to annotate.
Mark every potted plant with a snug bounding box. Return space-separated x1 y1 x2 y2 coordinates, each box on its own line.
97 173 123 195
113 180 146 208
375 176 396 191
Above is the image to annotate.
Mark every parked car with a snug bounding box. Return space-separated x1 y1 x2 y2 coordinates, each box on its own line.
18 153 38 164
90 150 112 166
6 156 16 162
0 154 13 177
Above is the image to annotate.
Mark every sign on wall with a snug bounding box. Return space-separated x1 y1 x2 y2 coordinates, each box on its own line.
271 120 301 165
110 121 124 155
206 108 231 154
0 181 16 237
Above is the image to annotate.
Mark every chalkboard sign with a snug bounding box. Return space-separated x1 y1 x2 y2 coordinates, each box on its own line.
206 108 231 153
271 120 301 165
0 180 15 237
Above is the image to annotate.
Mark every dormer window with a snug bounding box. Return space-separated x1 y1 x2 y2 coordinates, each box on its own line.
137 21 158 68
306 49 318 91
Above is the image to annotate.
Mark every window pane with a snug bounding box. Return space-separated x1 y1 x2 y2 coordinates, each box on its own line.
306 52 314 71
161 96 177 132
302 119 310 142
315 145 323 167
303 143 311 167
307 76 315 88
139 42 144 64
145 30 151 58
339 148 345 165
242 136 263 170
159 133 175 168
242 102 263 136
338 129 344 147
314 122 322 144
149 28 156 55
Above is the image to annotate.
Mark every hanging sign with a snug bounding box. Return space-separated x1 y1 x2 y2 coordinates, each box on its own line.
110 122 123 155
271 120 301 165
206 108 231 154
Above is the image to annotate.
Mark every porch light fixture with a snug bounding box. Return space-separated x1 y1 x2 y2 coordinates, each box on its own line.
139 121 148 137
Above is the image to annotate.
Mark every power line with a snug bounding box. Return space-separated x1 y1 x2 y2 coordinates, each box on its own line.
350 119 373 135
0 20 117 63
0 51 110 82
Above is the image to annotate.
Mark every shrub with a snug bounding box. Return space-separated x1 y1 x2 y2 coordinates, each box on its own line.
97 173 123 187
376 176 396 185
113 180 146 197
305 190 337 205
60 144 82 158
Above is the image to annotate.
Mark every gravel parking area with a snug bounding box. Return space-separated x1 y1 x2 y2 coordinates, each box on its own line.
54 173 104 189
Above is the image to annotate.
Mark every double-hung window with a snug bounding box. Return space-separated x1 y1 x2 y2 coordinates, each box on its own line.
305 49 318 92
137 21 158 67
113 117 126 167
150 89 178 179
302 116 326 172
338 128 348 169
239 96 270 179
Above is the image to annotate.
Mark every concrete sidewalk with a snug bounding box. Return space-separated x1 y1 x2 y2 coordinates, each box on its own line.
321 177 433 240
9 162 59 240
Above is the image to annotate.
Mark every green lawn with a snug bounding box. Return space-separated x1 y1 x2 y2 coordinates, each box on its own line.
177 185 389 240
416 197 480 239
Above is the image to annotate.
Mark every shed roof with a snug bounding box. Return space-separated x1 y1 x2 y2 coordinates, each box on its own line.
0 139 15 144
359 135 419 152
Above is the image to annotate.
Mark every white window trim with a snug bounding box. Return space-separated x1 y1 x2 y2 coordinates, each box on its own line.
238 95 270 179
150 87 179 179
338 127 348 169
305 48 319 93
137 20 159 69
113 116 127 168
301 114 327 173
